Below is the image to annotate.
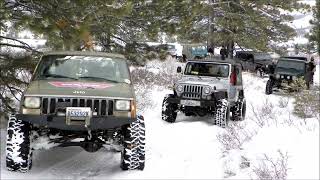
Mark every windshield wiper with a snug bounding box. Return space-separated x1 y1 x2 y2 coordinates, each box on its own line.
43 74 78 80
78 76 120 83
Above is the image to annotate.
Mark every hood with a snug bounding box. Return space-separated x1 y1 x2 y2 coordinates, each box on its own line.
24 79 134 99
177 76 229 90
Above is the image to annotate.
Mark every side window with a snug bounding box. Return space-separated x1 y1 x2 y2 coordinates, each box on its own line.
236 66 242 85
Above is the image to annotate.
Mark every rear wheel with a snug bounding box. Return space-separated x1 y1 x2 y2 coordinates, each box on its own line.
161 94 178 123
215 99 230 128
231 98 246 121
121 115 145 170
266 79 274 95
256 68 264 77
6 114 33 172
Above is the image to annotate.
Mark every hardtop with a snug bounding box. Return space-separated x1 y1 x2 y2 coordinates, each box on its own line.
42 51 126 59
277 58 307 64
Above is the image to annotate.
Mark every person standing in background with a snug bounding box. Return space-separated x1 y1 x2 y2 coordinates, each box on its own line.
208 47 214 57
220 46 227 60
306 56 316 89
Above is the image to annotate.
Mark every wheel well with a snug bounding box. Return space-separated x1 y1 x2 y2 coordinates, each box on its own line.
239 90 244 98
255 65 262 70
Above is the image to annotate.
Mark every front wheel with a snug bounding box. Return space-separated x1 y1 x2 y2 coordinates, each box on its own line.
265 79 274 95
121 115 145 170
161 94 178 123
215 99 230 128
6 114 33 172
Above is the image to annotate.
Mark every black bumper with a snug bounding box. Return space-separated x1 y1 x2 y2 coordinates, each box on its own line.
16 114 135 131
166 97 216 107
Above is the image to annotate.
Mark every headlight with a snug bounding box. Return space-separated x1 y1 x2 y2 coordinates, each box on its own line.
115 100 130 111
203 86 211 94
292 76 297 80
276 74 280 79
24 97 40 108
281 75 284 79
287 76 290 80
176 85 183 93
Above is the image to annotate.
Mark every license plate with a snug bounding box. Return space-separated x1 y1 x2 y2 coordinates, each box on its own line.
181 100 201 106
66 107 91 117
66 107 91 126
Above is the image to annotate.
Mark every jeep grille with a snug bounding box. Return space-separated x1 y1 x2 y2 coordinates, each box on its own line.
41 97 113 116
182 85 203 99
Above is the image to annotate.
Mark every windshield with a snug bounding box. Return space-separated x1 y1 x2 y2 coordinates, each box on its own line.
34 55 130 83
275 60 305 74
184 62 229 77
254 53 272 60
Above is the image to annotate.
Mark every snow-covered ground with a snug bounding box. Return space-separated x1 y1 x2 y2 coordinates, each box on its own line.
1 59 319 179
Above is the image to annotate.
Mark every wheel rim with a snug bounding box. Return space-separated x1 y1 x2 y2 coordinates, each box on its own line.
238 101 243 120
256 70 261 76
241 100 246 119
224 106 230 127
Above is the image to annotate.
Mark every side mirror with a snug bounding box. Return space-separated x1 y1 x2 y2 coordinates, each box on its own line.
177 66 182 73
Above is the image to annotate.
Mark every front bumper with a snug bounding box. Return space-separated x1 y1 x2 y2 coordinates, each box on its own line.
17 114 135 131
166 97 216 107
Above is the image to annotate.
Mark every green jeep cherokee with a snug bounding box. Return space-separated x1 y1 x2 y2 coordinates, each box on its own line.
6 51 145 172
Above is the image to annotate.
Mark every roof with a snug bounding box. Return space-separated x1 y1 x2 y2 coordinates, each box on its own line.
278 58 307 63
187 57 241 65
281 56 307 61
42 51 126 59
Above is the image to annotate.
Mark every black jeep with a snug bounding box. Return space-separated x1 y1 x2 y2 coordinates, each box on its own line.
265 58 309 94
235 51 276 77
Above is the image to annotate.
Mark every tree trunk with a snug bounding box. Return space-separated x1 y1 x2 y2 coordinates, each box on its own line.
229 41 234 59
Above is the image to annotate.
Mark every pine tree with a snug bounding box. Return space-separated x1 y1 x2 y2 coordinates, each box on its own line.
178 0 309 57
308 0 320 54
0 52 38 116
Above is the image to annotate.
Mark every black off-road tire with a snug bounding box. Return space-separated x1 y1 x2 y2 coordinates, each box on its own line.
256 68 264 77
265 79 274 95
6 114 33 172
215 99 230 128
161 94 178 123
231 98 246 121
121 115 145 170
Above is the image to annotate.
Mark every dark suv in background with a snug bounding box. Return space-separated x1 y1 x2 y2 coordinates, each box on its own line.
235 51 277 77
265 57 309 94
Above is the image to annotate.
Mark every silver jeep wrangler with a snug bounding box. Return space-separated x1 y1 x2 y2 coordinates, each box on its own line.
161 58 246 127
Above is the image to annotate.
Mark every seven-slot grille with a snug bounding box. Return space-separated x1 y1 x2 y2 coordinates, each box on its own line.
41 97 113 116
182 85 203 99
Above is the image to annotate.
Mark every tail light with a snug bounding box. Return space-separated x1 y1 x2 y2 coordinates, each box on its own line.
230 70 237 85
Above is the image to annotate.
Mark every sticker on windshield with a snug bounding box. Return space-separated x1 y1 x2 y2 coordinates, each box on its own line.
49 81 114 89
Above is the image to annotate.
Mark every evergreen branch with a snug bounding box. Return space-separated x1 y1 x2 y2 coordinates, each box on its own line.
0 43 34 51
0 35 35 50
0 93 15 112
5 85 22 101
